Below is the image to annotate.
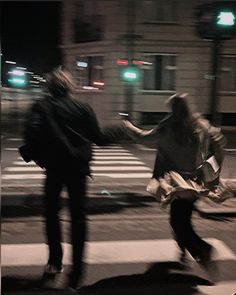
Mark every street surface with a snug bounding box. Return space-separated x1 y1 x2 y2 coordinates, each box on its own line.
2 131 236 295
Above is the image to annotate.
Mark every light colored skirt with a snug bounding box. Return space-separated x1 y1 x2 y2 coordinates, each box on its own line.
146 171 235 208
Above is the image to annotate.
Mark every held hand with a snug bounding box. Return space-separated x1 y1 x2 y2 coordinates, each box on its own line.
122 120 135 130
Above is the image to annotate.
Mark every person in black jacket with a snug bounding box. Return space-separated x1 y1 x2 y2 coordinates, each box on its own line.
21 67 124 290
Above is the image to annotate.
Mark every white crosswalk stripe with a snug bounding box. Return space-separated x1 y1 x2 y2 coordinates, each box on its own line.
93 156 139 160
2 238 236 266
3 144 236 185
13 160 146 165
2 238 236 294
5 166 151 172
1 238 236 295
93 152 133 156
2 145 152 181
2 173 153 180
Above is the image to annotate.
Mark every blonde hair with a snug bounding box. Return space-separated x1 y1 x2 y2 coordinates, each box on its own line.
46 66 76 97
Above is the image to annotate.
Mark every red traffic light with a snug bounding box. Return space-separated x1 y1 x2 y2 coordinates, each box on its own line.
116 59 144 66
132 60 143 65
116 59 129 66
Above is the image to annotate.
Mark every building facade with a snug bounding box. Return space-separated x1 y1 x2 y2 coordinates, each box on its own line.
60 0 236 126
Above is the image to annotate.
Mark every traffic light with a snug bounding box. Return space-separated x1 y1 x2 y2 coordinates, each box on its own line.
196 1 236 40
217 11 235 26
8 77 26 86
116 59 141 82
7 69 27 88
120 65 139 82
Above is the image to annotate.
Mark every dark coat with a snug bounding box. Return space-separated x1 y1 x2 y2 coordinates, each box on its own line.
22 95 123 174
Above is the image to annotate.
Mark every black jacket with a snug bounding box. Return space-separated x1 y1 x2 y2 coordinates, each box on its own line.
22 95 123 174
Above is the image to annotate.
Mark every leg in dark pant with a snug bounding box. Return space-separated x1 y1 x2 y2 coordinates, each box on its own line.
44 171 63 268
65 173 87 286
170 198 211 260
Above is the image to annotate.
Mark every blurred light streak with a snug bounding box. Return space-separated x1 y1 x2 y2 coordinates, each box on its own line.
5 61 16 64
12 69 25 76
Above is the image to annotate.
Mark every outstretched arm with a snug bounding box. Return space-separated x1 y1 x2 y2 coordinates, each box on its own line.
123 120 158 143
85 104 125 146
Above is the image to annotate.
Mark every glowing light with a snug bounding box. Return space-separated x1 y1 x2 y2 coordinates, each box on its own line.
142 61 153 65
8 78 26 85
82 86 99 90
124 72 137 79
12 69 25 76
132 60 143 65
5 60 16 64
93 81 104 86
120 65 140 82
217 11 235 26
16 67 27 70
77 61 88 68
116 59 129 66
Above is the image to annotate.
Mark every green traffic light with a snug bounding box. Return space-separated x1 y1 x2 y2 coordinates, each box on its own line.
217 11 235 26
121 66 139 82
8 78 26 86
124 71 137 80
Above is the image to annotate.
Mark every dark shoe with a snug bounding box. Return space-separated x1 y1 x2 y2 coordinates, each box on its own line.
42 264 64 289
67 270 82 291
179 250 191 270
197 246 219 282
43 264 63 277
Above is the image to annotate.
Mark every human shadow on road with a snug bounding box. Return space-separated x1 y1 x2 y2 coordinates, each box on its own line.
79 261 212 295
1 262 212 294
2 193 156 218
2 276 42 293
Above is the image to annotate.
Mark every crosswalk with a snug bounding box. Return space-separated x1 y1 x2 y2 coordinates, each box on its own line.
2 238 236 294
2 238 236 266
2 139 236 294
2 144 152 181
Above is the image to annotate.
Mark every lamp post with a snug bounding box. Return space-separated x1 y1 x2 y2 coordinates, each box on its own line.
124 0 136 120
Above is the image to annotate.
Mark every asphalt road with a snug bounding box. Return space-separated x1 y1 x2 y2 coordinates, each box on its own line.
2 125 236 295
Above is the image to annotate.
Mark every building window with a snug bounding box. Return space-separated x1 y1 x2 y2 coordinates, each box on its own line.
220 56 236 92
142 0 177 23
74 0 104 43
76 56 104 90
142 54 176 91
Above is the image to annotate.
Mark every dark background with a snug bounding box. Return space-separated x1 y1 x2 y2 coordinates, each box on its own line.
0 1 62 74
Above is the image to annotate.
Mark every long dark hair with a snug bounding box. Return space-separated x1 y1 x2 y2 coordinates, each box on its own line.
167 93 198 145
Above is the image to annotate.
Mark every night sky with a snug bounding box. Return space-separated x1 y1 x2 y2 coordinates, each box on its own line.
1 1 62 74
